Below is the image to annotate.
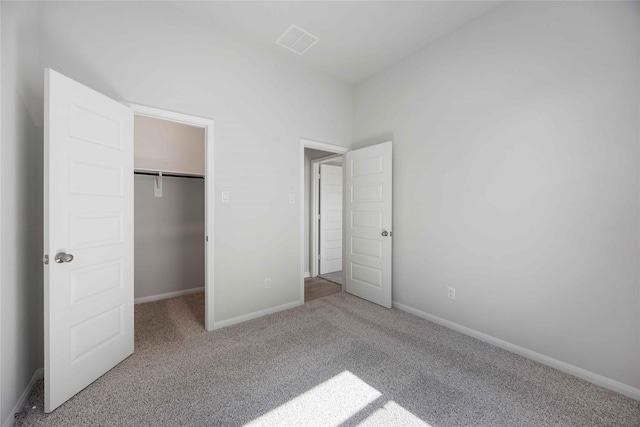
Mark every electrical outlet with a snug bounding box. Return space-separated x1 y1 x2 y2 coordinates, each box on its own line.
264 277 272 289
447 286 456 300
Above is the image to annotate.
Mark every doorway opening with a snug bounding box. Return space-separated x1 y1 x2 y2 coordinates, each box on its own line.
132 115 205 337
299 138 394 308
44 70 219 412
300 139 348 302
128 104 215 331
311 152 343 280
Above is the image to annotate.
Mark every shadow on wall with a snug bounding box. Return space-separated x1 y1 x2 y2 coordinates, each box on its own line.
23 100 45 379
16 9 46 375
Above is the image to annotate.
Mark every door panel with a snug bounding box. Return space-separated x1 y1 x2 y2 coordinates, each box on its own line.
319 164 343 274
44 69 134 412
344 142 392 308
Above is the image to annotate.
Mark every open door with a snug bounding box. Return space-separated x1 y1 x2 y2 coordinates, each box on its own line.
319 164 343 274
344 141 392 308
44 69 134 412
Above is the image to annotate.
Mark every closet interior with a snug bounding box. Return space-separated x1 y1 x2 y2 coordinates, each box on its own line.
133 115 206 325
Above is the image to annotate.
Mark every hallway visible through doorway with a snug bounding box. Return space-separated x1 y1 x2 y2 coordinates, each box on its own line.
318 271 342 286
304 277 341 302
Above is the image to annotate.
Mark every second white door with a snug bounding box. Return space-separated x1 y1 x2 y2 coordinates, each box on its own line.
319 164 343 274
344 141 393 308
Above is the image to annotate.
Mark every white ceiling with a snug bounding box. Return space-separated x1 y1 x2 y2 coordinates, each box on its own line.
171 1 502 85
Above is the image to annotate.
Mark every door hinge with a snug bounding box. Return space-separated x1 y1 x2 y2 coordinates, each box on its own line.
43 254 49 265
206 235 208 242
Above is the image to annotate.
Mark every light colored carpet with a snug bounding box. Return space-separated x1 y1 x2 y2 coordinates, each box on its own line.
318 270 342 286
16 292 640 426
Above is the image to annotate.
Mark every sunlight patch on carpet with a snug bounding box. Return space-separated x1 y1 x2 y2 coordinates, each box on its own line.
245 371 381 426
360 400 430 426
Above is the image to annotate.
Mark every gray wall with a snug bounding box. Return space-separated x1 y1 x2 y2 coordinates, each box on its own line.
1 1 352 423
1 2 45 423
354 1 640 389
134 175 205 299
35 2 353 319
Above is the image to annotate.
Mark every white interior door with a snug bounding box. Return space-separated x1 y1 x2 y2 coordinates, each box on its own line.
44 69 134 412
344 141 393 308
319 164 343 274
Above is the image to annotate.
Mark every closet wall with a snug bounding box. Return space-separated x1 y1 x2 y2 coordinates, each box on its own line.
134 116 206 301
135 115 205 175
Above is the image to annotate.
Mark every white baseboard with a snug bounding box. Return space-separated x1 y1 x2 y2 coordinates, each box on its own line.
3 368 43 427
393 301 640 401
213 300 303 330
134 287 204 304
304 272 310 278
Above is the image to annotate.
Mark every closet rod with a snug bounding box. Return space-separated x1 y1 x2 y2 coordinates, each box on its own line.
134 171 204 180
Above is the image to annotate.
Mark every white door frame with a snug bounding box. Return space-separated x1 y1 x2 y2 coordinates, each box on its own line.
310 155 343 278
125 103 215 331
299 139 348 301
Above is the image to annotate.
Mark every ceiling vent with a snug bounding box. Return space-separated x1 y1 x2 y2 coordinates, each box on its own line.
276 24 319 55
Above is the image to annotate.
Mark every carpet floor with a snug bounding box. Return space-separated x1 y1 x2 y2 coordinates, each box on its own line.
318 271 342 286
15 292 640 426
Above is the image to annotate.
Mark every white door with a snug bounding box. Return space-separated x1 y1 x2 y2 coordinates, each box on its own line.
44 69 134 412
319 164 343 274
344 142 393 308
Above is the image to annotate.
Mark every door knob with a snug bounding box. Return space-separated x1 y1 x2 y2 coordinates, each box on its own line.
54 252 74 263
381 230 389 237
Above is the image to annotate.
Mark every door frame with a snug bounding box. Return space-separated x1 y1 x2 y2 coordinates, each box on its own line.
125 103 215 331
299 139 348 301
310 155 343 278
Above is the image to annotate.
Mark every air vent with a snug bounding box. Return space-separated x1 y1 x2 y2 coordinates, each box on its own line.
276 24 319 55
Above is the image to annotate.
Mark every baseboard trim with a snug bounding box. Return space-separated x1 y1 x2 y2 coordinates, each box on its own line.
303 271 310 278
213 300 303 330
3 368 44 427
392 301 640 401
134 287 204 304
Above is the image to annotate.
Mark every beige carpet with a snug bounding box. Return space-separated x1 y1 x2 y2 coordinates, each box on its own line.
15 292 640 426
133 292 206 351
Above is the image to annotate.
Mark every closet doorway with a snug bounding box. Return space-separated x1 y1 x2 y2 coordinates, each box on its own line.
43 70 216 411
128 104 215 331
